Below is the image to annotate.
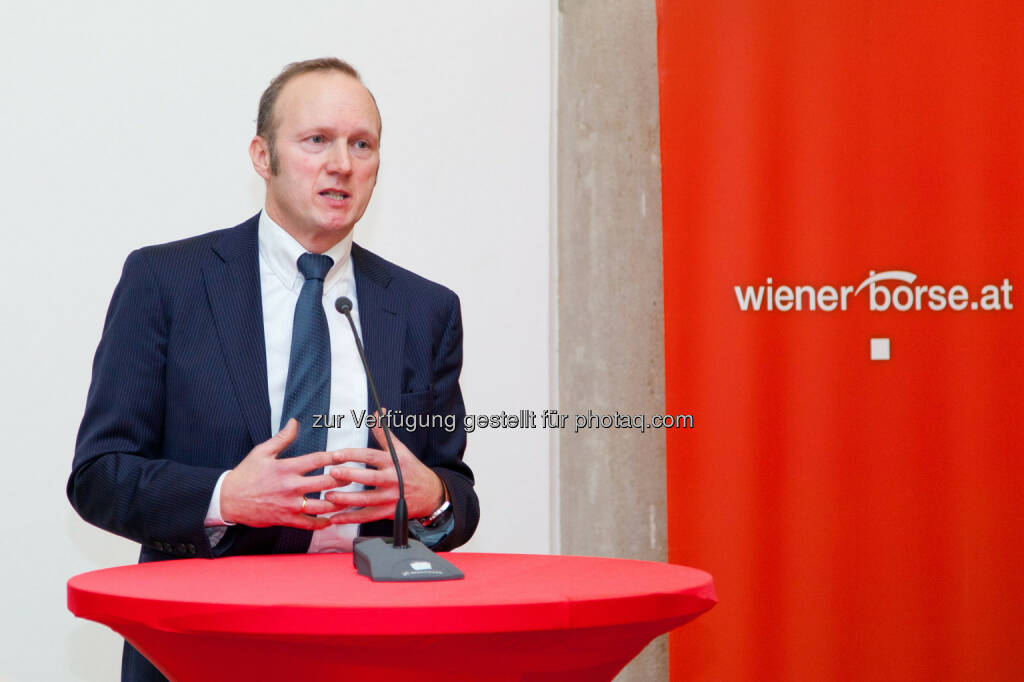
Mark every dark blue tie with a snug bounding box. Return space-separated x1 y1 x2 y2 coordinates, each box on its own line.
280 254 333 486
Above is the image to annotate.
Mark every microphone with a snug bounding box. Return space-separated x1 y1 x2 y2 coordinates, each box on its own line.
334 296 463 581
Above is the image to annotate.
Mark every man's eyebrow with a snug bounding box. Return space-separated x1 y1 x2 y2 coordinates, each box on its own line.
296 125 335 136
348 125 381 141
295 125 379 141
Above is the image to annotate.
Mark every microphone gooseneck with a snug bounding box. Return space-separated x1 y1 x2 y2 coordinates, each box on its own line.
332 295 463 581
334 296 408 548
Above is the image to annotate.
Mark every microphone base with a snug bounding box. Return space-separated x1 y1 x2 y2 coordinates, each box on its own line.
352 537 465 582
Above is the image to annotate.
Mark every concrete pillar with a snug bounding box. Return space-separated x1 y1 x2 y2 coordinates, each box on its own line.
556 1 667 679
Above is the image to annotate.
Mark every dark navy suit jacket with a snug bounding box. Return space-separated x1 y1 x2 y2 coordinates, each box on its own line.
68 215 479 680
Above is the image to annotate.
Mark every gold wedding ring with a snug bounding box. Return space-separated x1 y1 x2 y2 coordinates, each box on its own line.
301 497 308 513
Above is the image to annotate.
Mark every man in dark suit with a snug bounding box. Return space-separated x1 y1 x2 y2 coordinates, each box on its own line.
68 58 479 681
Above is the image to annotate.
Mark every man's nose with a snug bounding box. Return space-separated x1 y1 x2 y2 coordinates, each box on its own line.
325 143 352 174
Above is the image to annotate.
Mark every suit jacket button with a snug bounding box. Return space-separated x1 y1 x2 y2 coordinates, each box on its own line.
175 543 186 555
187 544 196 555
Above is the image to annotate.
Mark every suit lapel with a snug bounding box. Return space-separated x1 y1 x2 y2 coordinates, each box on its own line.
352 244 405 439
203 216 273 447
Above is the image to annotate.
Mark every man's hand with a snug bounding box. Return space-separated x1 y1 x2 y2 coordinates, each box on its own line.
324 412 445 525
220 419 342 530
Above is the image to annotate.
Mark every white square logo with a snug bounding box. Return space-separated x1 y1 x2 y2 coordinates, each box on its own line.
870 337 890 361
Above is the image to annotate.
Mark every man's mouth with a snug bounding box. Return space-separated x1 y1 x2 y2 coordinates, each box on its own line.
320 190 350 200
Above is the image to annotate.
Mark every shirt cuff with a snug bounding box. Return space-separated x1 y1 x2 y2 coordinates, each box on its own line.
204 470 236 527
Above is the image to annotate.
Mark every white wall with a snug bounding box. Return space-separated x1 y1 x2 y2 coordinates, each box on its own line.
0 2 552 680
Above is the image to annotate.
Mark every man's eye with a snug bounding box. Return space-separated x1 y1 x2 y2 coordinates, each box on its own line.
309 135 325 144
354 140 370 150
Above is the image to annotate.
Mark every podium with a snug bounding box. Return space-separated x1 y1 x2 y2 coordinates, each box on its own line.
68 553 716 681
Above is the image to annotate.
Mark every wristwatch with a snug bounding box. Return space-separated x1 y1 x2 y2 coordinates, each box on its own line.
417 480 451 528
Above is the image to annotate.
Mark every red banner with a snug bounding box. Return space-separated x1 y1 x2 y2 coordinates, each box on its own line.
659 1 1024 679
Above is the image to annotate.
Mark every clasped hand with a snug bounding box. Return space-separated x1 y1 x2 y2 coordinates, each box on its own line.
324 411 445 524
219 415 443 530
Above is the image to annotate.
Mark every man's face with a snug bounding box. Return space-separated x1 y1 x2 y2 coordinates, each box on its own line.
251 70 381 251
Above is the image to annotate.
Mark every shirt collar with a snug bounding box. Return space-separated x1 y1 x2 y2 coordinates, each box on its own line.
257 210 354 294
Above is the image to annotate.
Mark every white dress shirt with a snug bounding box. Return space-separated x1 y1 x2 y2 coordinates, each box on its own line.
205 210 369 552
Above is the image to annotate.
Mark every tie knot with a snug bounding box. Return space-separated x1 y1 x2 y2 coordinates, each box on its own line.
297 253 333 281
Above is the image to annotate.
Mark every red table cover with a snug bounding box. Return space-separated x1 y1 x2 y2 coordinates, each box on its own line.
68 553 716 681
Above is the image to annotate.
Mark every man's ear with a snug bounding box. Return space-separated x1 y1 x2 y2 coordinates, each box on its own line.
249 135 272 180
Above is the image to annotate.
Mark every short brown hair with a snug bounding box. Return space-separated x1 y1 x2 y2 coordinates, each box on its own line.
257 57 378 173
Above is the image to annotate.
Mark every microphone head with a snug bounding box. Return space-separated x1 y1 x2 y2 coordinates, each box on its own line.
334 296 353 315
